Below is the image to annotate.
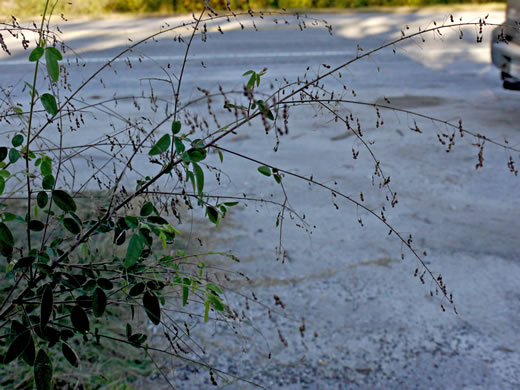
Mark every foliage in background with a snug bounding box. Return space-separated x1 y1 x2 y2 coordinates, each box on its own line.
0 0 506 18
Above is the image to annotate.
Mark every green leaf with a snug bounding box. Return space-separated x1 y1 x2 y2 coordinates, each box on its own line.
128 333 147 345
218 149 224 163
40 93 58 116
92 288 107 318
40 159 52 176
4 330 31 364
97 278 113 290
206 206 219 225
45 47 63 61
52 190 76 213
22 335 35 366
129 282 145 297
34 349 53 390
187 148 207 163
223 201 239 207
171 120 181 134
140 202 154 217
257 166 271 176
61 342 79 367
42 175 54 190
274 173 282 184
192 162 204 195
12 134 24 147
29 46 44 62
8 148 19 163
174 137 185 154
182 285 189 306
37 191 49 208
45 47 62 82
124 234 143 268
40 284 53 331
0 222 14 246
0 177 4 196
207 293 224 311
149 134 171 156
63 218 80 235
204 300 210 323
242 70 254 76
70 306 89 333
13 256 35 270
143 291 161 325
0 147 7 161
206 283 223 295
29 220 45 232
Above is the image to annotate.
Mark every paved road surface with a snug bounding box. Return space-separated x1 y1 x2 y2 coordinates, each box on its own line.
1 8 519 389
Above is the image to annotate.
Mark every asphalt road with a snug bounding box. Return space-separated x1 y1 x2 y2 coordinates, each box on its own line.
1 8 520 389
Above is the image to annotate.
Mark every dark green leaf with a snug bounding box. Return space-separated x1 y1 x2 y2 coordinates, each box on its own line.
129 282 145 296
42 175 54 190
274 173 282 183
126 323 132 338
34 349 52 390
128 333 147 345
92 288 107 318
61 342 78 367
206 283 223 295
0 222 14 246
12 134 24 147
63 218 80 235
45 47 62 82
97 278 113 290
207 294 224 311
143 291 160 325
266 110 275 121
13 256 35 270
0 177 4 196
223 201 239 207
192 162 204 195
171 120 181 134
29 220 45 232
124 216 139 229
187 148 206 163
125 234 143 268
40 93 57 116
29 46 44 62
206 206 219 225
147 215 168 225
149 134 171 156
52 190 76 213
22 334 35 366
76 295 92 309
0 147 7 161
174 137 185 154
4 330 31 364
147 280 165 291
70 306 89 333
37 191 49 208
40 284 53 332
140 202 154 217
8 148 19 163
257 166 271 176
40 159 52 176
128 283 144 297
182 286 189 306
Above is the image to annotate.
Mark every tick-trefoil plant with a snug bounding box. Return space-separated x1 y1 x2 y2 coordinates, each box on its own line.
0 1 518 388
